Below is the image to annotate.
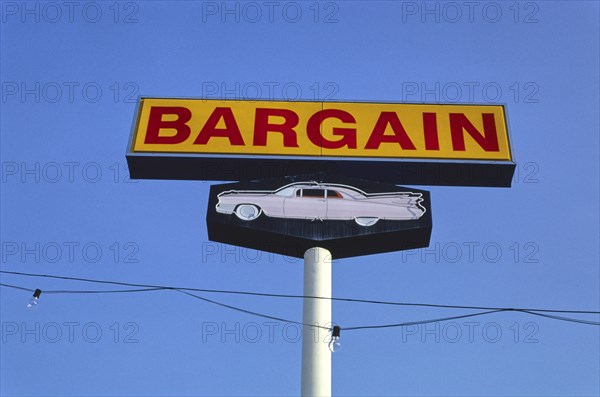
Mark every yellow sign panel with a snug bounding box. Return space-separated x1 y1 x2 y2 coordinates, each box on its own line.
131 98 512 161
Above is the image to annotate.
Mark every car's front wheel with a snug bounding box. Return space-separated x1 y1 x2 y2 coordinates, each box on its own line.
355 217 379 227
234 204 261 221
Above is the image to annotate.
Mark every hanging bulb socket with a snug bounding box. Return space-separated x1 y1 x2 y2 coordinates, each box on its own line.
27 289 42 310
329 325 341 352
332 326 340 338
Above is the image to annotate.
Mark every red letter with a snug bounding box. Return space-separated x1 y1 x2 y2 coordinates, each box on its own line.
145 106 192 144
253 108 299 147
423 113 439 150
306 109 357 149
194 107 245 146
365 112 416 150
450 113 499 151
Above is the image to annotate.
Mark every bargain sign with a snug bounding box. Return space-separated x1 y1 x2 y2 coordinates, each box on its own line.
127 98 515 186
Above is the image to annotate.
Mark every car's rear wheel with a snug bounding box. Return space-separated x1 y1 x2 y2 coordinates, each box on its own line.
235 204 261 221
355 217 379 227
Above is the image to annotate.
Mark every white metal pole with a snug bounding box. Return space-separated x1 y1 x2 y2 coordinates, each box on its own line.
301 247 332 397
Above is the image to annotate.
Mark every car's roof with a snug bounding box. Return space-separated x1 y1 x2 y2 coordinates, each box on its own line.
275 182 378 197
277 182 357 191
275 182 422 197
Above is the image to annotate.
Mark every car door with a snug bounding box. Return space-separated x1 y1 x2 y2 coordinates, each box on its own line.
284 188 327 219
324 189 348 220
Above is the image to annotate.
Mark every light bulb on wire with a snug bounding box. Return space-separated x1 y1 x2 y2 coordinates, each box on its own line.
26 289 42 310
329 326 341 353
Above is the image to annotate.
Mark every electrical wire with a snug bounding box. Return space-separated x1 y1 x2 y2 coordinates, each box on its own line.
4 280 565 332
518 309 600 326
0 282 331 331
2 272 599 329
176 289 332 331
4 280 598 329
0 283 31 292
0 282 165 294
2 270 598 315
342 309 511 331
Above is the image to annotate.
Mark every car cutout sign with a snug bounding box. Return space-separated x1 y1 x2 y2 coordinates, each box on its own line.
207 175 432 259
215 182 426 226
127 98 516 187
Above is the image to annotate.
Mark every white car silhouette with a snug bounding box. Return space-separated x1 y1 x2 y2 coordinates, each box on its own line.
216 182 426 226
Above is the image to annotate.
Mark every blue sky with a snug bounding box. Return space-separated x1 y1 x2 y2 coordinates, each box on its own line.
1 1 599 396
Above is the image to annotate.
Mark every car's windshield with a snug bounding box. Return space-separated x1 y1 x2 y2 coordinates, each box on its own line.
274 187 295 196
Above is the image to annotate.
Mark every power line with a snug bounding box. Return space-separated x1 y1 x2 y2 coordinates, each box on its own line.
518 309 600 326
0 283 31 292
0 282 165 294
4 281 569 332
0 281 331 332
1 273 599 329
342 309 511 331
176 289 331 331
2 270 599 315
